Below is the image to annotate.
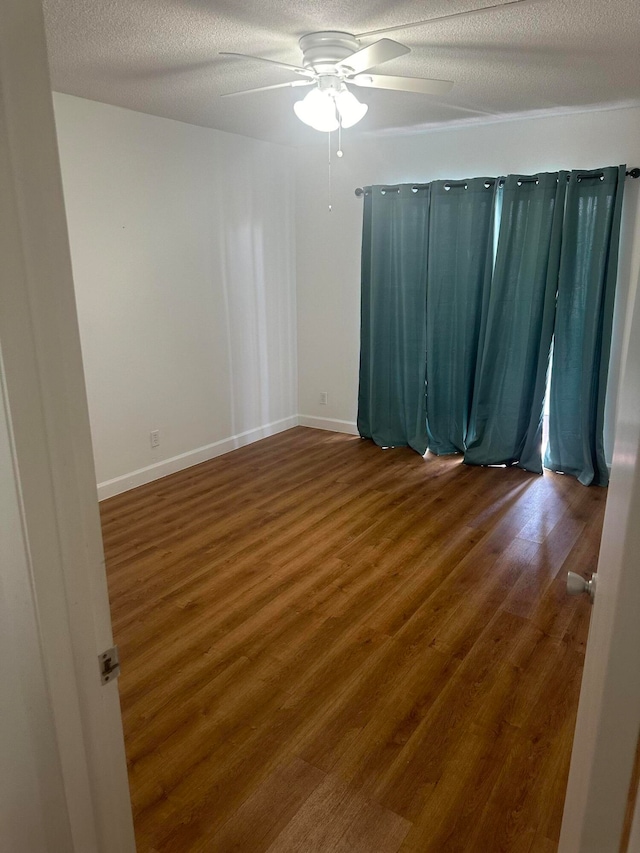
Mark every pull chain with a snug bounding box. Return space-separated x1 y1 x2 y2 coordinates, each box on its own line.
328 113 346 211
328 130 332 212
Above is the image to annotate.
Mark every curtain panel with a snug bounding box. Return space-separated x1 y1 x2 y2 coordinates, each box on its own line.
544 166 626 486
465 172 566 473
357 184 430 454
357 166 626 486
426 178 496 455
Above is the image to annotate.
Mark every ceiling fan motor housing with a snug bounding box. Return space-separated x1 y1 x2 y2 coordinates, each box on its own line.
298 31 360 73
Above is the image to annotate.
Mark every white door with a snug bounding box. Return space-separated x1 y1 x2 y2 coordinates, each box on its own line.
0 0 135 850
559 261 640 847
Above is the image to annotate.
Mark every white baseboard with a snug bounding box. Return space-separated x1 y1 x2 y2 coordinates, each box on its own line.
297 415 359 435
97 416 298 500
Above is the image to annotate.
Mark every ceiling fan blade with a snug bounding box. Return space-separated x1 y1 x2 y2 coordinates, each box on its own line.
355 0 529 38
219 52 314 77
221 80 313 97
335 38 410 74
350 74 454 96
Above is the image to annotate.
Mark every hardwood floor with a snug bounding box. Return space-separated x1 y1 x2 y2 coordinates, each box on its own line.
101 426 606 852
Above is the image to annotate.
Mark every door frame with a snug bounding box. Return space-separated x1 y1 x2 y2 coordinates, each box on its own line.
0 0 135 850
559 241 640 852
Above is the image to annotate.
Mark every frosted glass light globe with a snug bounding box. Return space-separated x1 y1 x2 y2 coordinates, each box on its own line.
335 89 368 128
294 88 339 132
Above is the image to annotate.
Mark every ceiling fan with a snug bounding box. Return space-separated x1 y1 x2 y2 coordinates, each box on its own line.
220 0 529 133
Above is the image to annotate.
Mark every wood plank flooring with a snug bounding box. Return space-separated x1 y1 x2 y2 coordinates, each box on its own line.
101 426 606 852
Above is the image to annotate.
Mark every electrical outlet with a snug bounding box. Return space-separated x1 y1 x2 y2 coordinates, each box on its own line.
150 429 160 448
320 391 328 405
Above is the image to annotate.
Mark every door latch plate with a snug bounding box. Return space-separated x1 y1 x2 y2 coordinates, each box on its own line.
99 645 121 684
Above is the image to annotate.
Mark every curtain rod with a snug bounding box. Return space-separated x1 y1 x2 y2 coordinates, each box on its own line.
354 167 640 197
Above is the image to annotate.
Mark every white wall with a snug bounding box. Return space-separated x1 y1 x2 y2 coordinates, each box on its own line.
53 94 297 498
296 106 640 458
54 99 640 493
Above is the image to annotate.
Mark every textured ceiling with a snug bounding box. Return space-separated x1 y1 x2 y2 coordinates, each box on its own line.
43 0 640 146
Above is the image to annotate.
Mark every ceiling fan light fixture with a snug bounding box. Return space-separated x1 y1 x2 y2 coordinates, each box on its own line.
294 83 367 132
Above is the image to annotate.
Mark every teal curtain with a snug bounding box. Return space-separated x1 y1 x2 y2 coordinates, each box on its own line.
465 172 566 473
358 166 626 486
357 185 430 453
426 179 495 454
544 166 626 486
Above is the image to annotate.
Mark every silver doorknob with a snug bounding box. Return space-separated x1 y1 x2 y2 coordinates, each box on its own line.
567 571 597 601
